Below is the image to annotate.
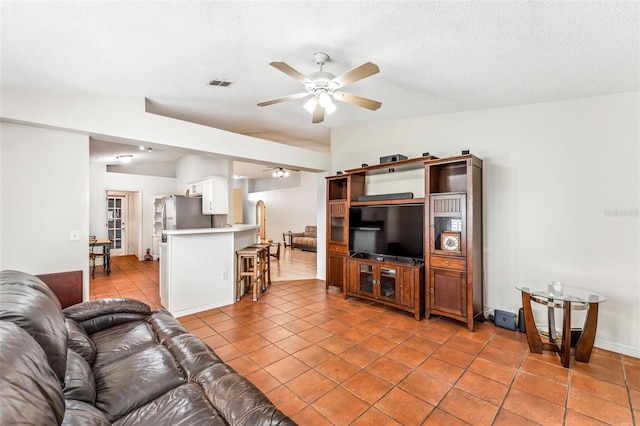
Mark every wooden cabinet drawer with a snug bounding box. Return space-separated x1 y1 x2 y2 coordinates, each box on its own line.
430 256 466 271
328 245 348 255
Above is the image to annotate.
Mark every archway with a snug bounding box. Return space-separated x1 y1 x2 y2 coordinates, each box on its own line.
256 200 266 242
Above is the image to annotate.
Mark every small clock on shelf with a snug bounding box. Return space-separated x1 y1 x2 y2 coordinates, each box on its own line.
441 231 461 252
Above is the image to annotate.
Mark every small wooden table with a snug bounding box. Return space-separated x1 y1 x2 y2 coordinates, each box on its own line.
516 285 606 368
90 239 112 275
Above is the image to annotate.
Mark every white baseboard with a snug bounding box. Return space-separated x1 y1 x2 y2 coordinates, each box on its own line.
492 310 640 359
594 338 640 359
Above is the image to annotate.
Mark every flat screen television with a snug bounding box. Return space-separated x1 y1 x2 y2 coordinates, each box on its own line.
349 204 424 261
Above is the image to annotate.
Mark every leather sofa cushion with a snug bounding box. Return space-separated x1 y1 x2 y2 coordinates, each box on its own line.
0 270 68 381
113 383 226 425
94 345 185 422
64 349 96 404
148 310 189 344
62 399 111 426
0 322 65 424
166 332 224 381
91 320 157 368
64 298 151 335
196 363 290 424
64 297 151 323
66 318 96 364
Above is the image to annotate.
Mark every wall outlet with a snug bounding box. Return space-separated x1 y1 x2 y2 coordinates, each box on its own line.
70 230 80 241
221 270 228 280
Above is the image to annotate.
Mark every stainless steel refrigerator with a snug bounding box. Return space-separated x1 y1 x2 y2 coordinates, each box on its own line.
162 195 212 232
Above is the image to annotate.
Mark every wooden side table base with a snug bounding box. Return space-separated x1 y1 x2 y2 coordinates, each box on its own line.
520 290 600 368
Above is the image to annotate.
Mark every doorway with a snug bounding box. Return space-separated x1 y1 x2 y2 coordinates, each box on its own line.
106 190 140 257
256 200 266 242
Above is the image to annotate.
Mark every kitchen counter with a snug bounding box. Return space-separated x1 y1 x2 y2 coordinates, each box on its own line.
163 224 259 235
160 225 259 317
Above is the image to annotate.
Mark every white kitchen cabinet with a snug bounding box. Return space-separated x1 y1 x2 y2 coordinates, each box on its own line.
202 177 228 215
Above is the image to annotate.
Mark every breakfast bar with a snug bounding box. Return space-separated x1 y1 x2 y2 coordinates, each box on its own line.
160 224 259 317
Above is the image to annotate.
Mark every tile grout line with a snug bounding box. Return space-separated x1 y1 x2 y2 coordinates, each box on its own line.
621 354 638 426
489 345 533 426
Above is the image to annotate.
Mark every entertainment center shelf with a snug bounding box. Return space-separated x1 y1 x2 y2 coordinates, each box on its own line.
344 155 436 175
326 153 483 330
350 198 425 207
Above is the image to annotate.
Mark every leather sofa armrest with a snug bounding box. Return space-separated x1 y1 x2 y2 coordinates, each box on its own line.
291 232 304 237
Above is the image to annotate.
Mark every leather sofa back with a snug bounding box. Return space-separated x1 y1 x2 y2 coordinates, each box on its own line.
0 270 68 381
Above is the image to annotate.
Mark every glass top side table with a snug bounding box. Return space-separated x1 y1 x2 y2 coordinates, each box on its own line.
516 284 606 368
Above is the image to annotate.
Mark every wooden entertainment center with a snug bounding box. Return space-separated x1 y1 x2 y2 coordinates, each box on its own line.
325 154 483 330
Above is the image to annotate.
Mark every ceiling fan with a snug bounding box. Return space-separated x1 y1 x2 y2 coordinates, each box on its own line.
263 166 296 178
257 52 382 124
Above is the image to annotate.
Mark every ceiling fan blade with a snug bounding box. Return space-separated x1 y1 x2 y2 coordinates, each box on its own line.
312 104 325 124
270 62 310 84
334 92 382 111
257 92 309 107
331 62 380 87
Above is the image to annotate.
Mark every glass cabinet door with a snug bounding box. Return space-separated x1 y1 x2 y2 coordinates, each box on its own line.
358 264 375 296
378 267 397 301
430 193 466 256
330 216 345 243
328 201 347 244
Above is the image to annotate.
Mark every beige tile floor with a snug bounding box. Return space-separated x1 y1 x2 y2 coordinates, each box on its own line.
269 246 318 281
90 251 640 425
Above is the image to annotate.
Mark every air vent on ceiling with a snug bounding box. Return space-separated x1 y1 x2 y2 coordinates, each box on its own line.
208 79 234 87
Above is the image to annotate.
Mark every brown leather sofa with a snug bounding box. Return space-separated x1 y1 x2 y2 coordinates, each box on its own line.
0 270 296 425
291 225 317 252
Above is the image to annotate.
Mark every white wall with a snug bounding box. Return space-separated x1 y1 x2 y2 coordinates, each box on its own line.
174 155 231 193
246 171 318 246
90 164 177 260
1 123 90 296
175 155 234 228
331 92 640 357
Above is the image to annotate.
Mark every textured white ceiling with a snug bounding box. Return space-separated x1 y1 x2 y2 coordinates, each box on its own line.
2 1 639 165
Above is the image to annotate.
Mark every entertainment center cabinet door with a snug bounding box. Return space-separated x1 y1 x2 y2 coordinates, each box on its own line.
428 268 468 322
345 259 376 299
327 249 347 290
326 199 348 291
398 265 424 309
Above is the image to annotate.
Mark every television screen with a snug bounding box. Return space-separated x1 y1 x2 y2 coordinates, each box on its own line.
349 204 424 260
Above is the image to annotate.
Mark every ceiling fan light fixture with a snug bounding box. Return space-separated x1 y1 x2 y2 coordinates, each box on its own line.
272 167 289 178
116 155 133 163
325 102 337 115
303 98 317 114
318 91 332 108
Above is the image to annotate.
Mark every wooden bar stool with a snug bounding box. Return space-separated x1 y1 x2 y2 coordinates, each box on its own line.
248 243 271 290
235 247 263 302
